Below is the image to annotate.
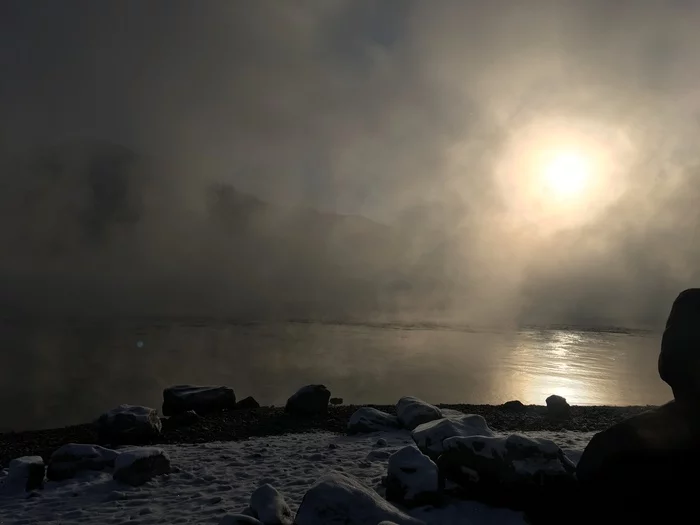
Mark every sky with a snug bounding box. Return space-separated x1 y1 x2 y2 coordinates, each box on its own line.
2 0 700 325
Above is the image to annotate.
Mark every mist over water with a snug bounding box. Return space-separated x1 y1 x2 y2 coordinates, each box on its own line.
0 320 669 432
0 1 696 429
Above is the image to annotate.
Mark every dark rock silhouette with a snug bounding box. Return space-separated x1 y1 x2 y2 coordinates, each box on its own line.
572 288 700 524
545 395 570 419
285 385 331 415
236 396 260 410
162 385 236 417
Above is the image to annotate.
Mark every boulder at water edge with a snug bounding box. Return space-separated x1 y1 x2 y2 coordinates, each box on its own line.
294 472 425 525
285 385 331 415
437 434 575 509
249 484 294 525
347 407 400 434
236 396 261 410
396 396 442 430
412 414 494 459
162 385 236 416
97 404 162 443
386 446 440 507
113 447 171 486
5 456 45 492
502 400 527 412
47 443 119 481
545 395 570 419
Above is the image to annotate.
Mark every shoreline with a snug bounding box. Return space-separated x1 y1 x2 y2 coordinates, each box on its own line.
0 403 654 467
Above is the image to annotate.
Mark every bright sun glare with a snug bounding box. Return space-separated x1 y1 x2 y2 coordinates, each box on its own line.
542 151 589 197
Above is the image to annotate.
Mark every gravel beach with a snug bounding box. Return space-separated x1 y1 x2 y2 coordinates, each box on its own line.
0 403 655 467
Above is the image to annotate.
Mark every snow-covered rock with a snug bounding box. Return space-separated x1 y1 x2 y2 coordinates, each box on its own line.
219 515 263 525
285 385 331 415
438 434 576 488
113 447 171 486
439 408 466 419
545 395 570 418
347 407 400 434
396 397 442 430
47 443 119 481
4 456 44 492
97 404 162 442
412 414 494 458
385 446 439 507
162 385 236 416
249 484 293 525
294 472 424 525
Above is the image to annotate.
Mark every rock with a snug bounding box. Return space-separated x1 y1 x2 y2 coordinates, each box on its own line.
219 515 264 525
439 408 466 419
545 395 570 418
412 414 494 458
167 409 200 427
162 385 236 416
375 438 388 447
395 396 442 430
236 396 261 410
329 397 344 405
249 484 293 525
285 385 331 415
385 446 439 507
47 443 119 481
502 400 527 412
97 404 162 443
438 434 575 508
113 447 171 486
576 401 700 523
5 456 45 492
659 288 700 401
295 472 425 525
348 407 400 434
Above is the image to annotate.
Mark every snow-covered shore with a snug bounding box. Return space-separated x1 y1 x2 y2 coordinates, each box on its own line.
0 429 595 525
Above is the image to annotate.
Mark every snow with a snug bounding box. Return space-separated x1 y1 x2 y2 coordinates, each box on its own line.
0 429 595 524
114 447 167 471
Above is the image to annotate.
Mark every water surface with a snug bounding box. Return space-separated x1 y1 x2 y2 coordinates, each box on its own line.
0 319 669 431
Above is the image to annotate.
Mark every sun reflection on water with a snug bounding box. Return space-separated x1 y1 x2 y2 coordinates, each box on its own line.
505 330 617 405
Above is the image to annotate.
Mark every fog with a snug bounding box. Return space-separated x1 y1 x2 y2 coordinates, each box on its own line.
2 0 700 328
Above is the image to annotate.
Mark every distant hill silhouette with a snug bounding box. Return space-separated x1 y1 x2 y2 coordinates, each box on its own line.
0 140 455 318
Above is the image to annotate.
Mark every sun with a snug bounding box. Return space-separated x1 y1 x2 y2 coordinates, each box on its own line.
542 150 590 197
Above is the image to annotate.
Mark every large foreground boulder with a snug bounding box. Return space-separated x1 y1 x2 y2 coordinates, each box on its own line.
412 414 494 458
5 456 45 492
162 385 236 416
438 434 575 509
285 385 331 415
249 484 293 525
97 404 162 443
47 443 119 481
295 472 424 525
386 446 439 507
347 407 400 434
113 447 171 486
396 396 442 430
